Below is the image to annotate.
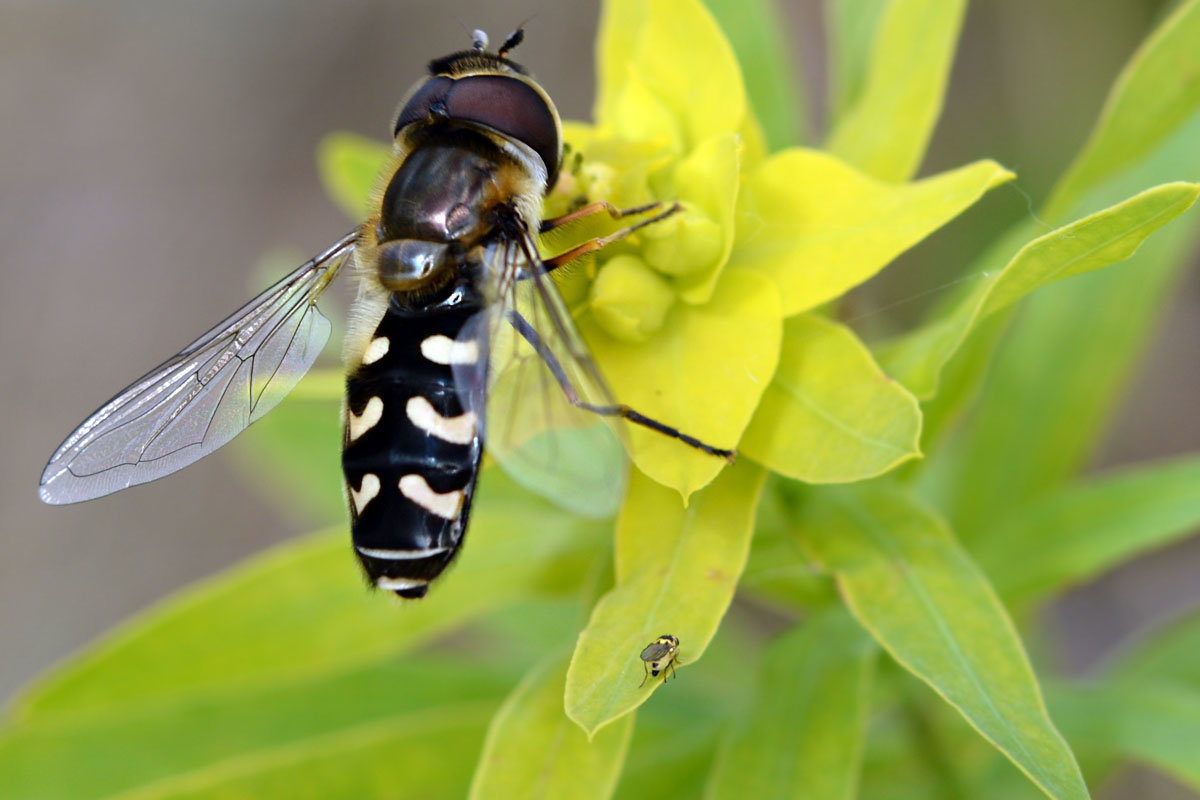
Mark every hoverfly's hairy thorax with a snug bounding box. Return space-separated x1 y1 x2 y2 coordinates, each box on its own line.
365 125 535 300
427 50 530 79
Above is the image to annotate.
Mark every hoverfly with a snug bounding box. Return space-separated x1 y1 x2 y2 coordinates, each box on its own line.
639 634 680 686
39 29 732 598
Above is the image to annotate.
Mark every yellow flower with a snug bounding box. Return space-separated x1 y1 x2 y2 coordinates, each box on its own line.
544 0 1012 501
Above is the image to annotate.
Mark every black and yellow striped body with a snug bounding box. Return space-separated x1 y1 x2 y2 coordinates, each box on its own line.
340 44 560 598
343 279 485 598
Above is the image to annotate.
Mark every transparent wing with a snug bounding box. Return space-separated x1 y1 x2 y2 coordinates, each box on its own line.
454 232 629 519
640 641 672 661
39 231 358 504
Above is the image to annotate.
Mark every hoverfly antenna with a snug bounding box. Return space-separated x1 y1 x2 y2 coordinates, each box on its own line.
498 27 525 58
472 29 489 52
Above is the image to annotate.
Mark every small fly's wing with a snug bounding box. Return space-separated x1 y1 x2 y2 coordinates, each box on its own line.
454 235 628 518
39 231 358 504
640 640 672 662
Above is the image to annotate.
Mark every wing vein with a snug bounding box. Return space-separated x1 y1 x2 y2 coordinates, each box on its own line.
40 231 357 503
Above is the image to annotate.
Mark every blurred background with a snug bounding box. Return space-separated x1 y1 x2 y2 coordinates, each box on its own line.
0 1 1196 797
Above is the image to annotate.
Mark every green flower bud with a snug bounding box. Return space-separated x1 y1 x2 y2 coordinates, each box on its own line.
590 254 676 342
642 211 724 277
580 162 617 203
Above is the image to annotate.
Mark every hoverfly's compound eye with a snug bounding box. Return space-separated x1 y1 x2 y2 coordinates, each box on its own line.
394 74 560 189
395 77 456 131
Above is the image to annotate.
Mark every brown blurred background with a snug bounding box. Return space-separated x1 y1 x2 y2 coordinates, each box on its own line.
1 1 1197 797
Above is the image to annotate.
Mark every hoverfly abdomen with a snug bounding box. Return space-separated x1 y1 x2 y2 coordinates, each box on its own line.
343 282 485 598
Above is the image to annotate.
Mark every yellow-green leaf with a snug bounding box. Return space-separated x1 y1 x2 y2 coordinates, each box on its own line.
612 621 753 799
740 477 837 610
109 707 492 800
316 132 390 221
825 0 967 181
973 455 1200 605
10 473 604 721
704 0 806 149
932 0 1200 532
1107 609 1200 692
470 653 633 799
0 657 506 800
731 151 1012 316
938 186 1200 537
880 181 1200 397
796 486 1089 800
232 384 344 526
580 269 781 501
826 0 889 123
1046 0 1200 217
565 461 766 737
705 610 876 800
742 313 922 482
1051 682 1200 792
595 0 745 150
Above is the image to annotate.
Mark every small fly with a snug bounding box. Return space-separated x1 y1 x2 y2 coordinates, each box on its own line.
639 634 680 687
38 29 733 598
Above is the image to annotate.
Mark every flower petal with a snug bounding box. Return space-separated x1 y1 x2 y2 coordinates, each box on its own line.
596 0 746 148
610 68 684 152
741 314 922 482
731 149 1013 316
645 132 742 304
581 269 781 501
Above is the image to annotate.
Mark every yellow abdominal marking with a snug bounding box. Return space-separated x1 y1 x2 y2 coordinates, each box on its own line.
350 473 381 513
420 335 478 365
405 396 476 444
361 336 390 365
348 397 384 441
399 474 464 520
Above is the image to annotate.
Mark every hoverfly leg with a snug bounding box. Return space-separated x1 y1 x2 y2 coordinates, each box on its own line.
639 661 650 688
539 200 665 234
506 310 736 461
541 203 683 271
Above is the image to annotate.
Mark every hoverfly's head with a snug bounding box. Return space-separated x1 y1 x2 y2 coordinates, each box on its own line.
392 26 562 192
